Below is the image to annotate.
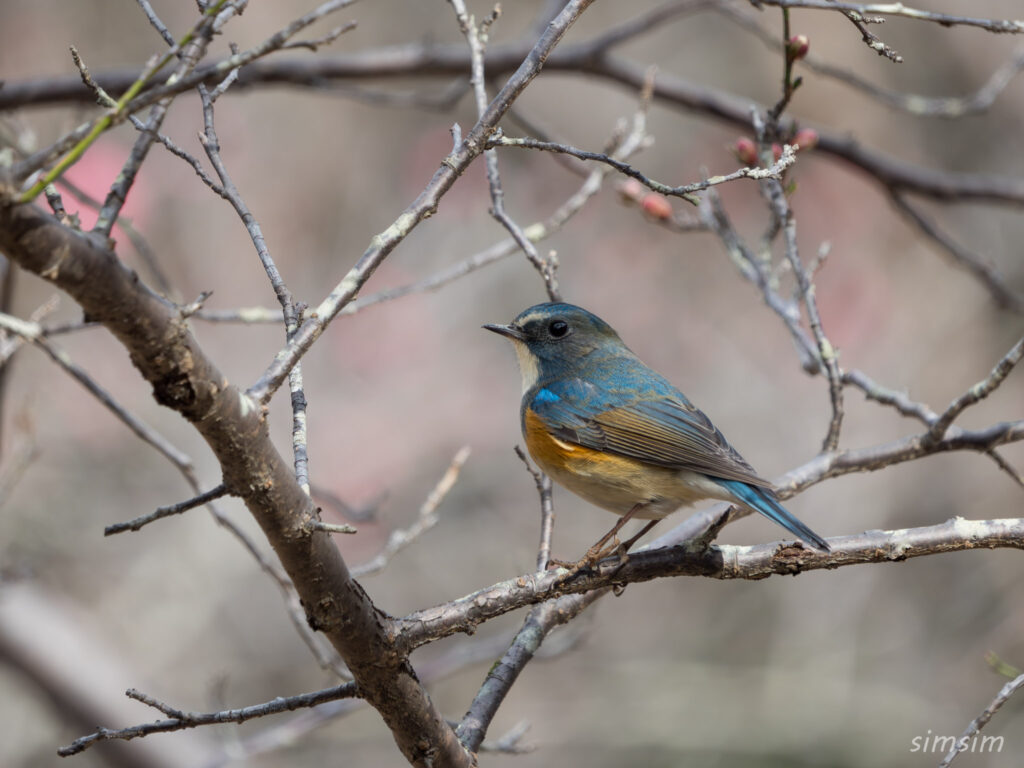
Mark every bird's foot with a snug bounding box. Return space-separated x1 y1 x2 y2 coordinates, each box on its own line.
548 537 628 581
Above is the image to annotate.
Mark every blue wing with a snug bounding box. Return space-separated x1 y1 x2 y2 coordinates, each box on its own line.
526 365 829 551
527 372 772 489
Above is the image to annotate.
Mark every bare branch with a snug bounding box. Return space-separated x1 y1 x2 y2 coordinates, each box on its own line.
246 0 598 404
666 416 1024 548
834 4 904 63
195 81 314 493
479 720 533 754
12 0 354 194
456 449 562 754
59 682 360 757
762 175 845 450
188 119 646 331
0 310 347 677
396 517 1024 651
719 5 1024 116
889 193 1024 312
352 446 470 578
488 135 798 203
450 0 562 301
938 671 1024 768
7 22 1024 211
105 484 229 535
134 0 176 46
700 187 820 373
92 11 221 239
16 0 241 201
514 446 555 572
927 336 1024 443
0 162 479 766
842 368 937 424
754 2 1024 35
0 311 194 470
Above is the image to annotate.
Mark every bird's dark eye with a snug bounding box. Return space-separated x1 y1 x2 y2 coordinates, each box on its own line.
549 320 569 338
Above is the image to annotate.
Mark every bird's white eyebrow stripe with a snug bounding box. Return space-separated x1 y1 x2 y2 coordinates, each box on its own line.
516 311 546 326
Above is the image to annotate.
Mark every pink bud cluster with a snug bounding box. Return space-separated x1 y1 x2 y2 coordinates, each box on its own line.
617 179 673 221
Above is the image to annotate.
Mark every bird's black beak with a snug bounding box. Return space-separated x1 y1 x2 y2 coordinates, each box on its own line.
483 323 526 341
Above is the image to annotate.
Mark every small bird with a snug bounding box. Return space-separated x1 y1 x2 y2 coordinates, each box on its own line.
484 302 829 562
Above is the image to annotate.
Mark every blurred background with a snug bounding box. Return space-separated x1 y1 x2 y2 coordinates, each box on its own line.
1 1 1023 766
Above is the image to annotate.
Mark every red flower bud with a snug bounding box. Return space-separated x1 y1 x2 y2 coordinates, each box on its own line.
787 34 809 60
641 193 673 221
771 143 783 162
616 178 646 203
794 128 819 151
735 137 758 165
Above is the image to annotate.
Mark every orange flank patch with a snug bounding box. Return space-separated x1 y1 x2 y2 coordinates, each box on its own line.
523 408 585 474
522 408 714 519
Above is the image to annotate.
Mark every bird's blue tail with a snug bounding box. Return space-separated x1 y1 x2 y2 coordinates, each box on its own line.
716 479 830 551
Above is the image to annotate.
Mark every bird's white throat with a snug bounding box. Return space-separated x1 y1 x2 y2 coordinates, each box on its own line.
511 340 540 394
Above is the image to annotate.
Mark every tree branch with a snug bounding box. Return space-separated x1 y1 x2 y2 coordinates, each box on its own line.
938 671 1024 768
59 682 360 757
0 181 467 767
246 0 597 404
394 516 1024 652
7 32 1024 208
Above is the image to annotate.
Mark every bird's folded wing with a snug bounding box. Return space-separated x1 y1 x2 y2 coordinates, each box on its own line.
533 383 772 488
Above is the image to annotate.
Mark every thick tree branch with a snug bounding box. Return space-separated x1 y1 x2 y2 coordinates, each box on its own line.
0 185 466 767
394 517 1024 651
0 2 596 763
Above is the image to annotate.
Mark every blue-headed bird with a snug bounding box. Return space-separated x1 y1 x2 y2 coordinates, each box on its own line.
485 302 829 565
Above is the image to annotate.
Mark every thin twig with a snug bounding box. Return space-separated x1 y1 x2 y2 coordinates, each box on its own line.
351 446 471 578
196 108 655 328
889 193 1024 312
281 20 358 52
479 720 534 754
514 446 555 572
764 175 844 450
700 187 820 372
92 13 222 239
488 135 798 203
834 3 904 63
767 8 801 122
58 682 360 757
938 671 1024 768
246 0 598 404
755 1 1024 35
17 0 237 202
450 0 562 301
454 449 561 753
667 417 1024 547
105 484 229 535
13 0 352 195
719 6 1024 116
842 368 937 424
0 310 348 677
0 312 194 469
927 336 1024 443
135 0 176 46
196 82 313 493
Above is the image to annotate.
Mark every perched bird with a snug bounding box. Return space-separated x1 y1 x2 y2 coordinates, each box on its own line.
484 302 829 561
